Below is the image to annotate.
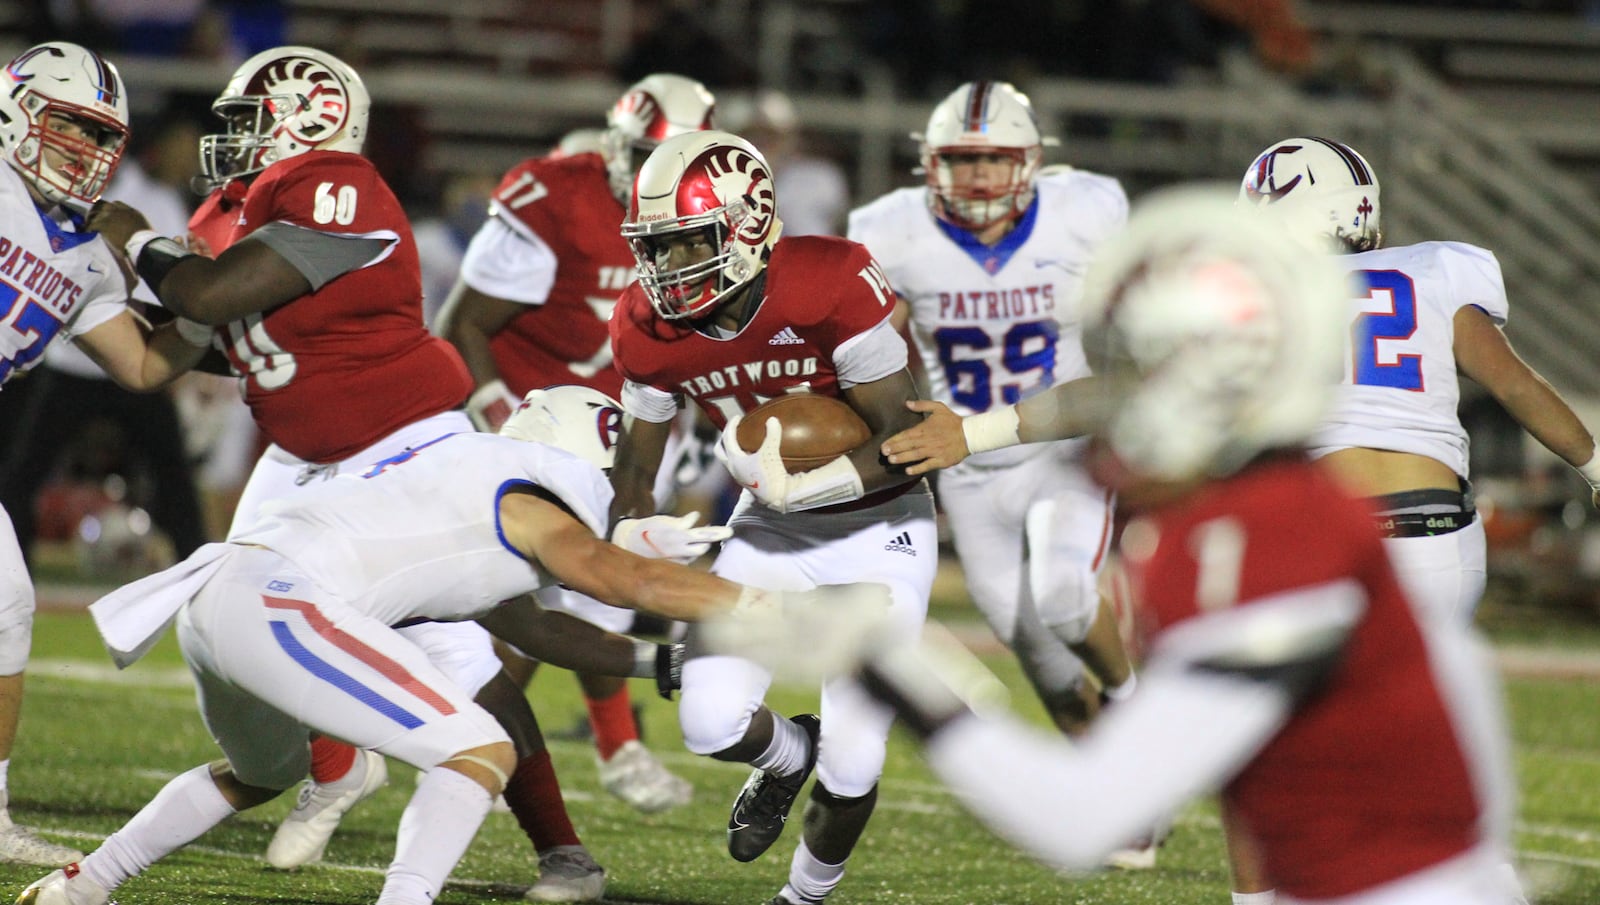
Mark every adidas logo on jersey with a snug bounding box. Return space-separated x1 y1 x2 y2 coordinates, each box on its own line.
768 327 804 346
884 531 916 556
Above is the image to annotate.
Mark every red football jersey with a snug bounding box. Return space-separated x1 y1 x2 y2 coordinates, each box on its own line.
196 152 471 463
1128 456 1483 899
482 152 634 397
186 179 248 255
609 236 898 428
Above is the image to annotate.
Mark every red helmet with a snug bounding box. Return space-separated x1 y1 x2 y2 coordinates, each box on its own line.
620 130 781 321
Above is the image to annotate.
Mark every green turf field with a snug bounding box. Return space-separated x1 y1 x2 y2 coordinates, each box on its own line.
2 604 1599 905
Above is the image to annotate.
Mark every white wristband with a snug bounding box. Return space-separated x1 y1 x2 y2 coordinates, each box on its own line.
124 229 161 263
174 317 213 348
1577 452 1600 490
961 406 1021 455
784 455 865 512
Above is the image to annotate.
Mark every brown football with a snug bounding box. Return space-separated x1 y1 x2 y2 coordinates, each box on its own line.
736 394 872 473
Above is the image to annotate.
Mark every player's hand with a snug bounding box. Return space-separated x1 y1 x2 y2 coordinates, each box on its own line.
704 582 895 684
716 414 790 511
184 231 216 259
467 379 520 433
880 400 969 475
612 512 732 564
86 200 153 253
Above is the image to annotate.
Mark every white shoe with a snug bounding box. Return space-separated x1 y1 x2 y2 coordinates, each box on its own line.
597 740 691 813
0 812 82 868
15 865 109 905
526 845 606 902
266 749 388 869
1104 818 1171 871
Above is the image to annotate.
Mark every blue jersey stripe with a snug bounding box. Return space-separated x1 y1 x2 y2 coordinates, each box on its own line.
270 621 424 729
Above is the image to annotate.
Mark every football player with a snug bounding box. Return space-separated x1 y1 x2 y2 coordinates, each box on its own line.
0 41 210 866
735 189 1524 905
847 81 1149 861
16 386 814 905
435 73 718 814
89 46 613 900
608 130 933 905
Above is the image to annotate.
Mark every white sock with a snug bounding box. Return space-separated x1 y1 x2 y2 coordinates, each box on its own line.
1232 891 1276 905
782 838 845 904
80 765 236 891
377 766 493 905
751 715 811 776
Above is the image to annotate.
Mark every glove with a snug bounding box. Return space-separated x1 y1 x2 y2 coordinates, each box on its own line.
467 379 520 433
717 413 787 509
716 414 865 514
654 641 685 700
611 512 732 564
702 582 895 684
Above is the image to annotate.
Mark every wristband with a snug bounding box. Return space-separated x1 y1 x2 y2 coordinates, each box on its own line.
124 228 161 263
783 455 865 512
654 642 685 700
173 317 213 348
1578 452 1600 490
961 406 1021 455
133 236 197 300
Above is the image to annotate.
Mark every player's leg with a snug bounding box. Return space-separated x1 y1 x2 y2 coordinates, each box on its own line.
0 506 80 867
939 467 1100 734
193 552 514 904
772 501 936 905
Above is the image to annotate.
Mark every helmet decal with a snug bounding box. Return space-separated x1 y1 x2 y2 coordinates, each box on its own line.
692 144 777 249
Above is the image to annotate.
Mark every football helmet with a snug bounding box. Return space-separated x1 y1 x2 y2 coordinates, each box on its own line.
199 45 369 190
1237 136 1382 253
500 385 624 471
621 130 781 321
601 73 716 203
919 81 1049 231
0 42 128 211
1081 187 1347 483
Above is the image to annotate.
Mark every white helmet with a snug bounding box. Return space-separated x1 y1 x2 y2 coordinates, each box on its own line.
1081 186 1347 483
602 73 716 203
1237 136 1381 253
199 45 369 189
0 42 129 211
621 130 781 321
499 385 624 471
919 81 1048 231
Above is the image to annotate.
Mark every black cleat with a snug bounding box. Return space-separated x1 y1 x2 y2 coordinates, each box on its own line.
727 713 821 862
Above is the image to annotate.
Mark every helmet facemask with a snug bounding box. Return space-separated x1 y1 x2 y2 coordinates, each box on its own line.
624 211 755 321
923 145 1042 231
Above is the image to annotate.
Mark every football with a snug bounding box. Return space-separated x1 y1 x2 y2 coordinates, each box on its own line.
737 394 872 473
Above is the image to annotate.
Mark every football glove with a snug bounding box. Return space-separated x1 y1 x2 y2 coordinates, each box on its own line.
611 512 732 564
467 378 520 433
716 414 864 513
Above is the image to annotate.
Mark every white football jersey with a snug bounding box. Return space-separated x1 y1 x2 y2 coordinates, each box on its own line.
848 168 1126 467
232 431 613 627
1308 241 1509 479
0 163 127 387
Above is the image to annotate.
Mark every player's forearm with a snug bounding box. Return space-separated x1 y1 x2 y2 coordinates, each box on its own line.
478 598 639 675
1015 375 1107 444
580 547 745 622
1491 371 1595 468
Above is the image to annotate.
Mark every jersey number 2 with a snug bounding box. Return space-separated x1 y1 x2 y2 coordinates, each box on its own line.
1351 269 1422 391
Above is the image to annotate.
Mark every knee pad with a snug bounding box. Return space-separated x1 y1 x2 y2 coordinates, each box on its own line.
1032 563 1098 645
814 733 886 800
676 684 761 756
